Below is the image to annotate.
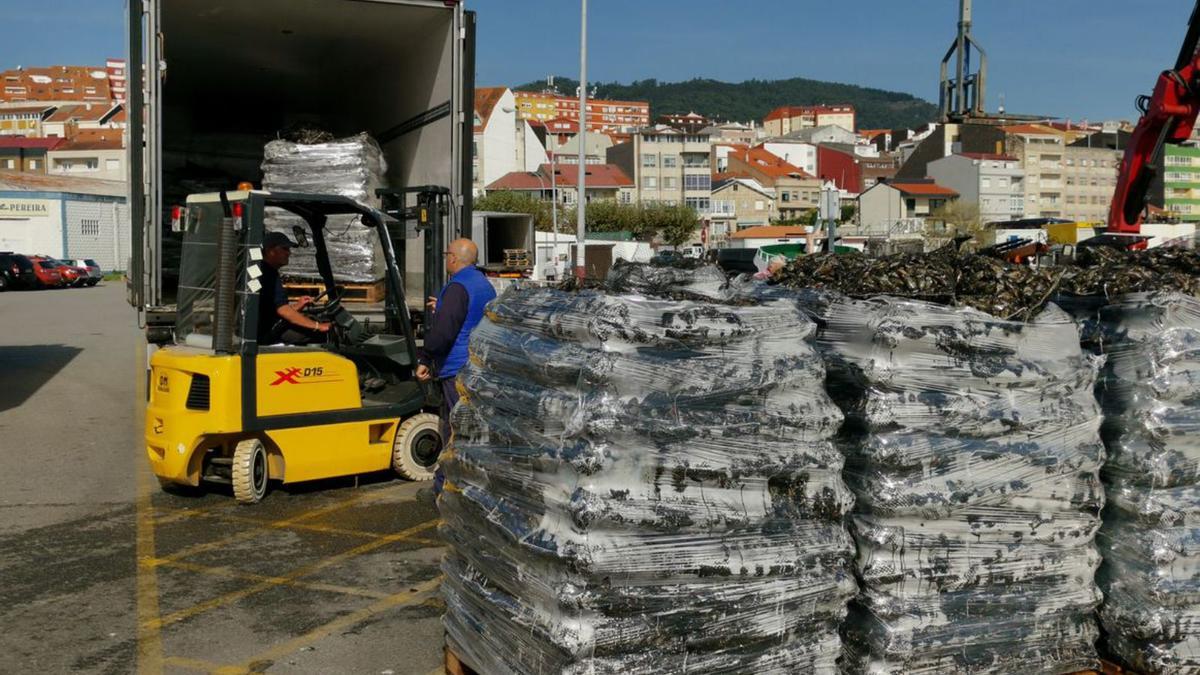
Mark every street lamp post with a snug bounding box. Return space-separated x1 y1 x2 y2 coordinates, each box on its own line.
575 0 588 279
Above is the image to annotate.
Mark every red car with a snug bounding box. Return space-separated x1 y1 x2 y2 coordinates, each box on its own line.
27 256 64 288
49 258 89 287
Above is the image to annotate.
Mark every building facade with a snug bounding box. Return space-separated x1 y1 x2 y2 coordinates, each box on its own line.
0 137 61 173
0 172 130 270
858 180 958 232
763 105 856 136
607 125 713 213
1062 143 1121 223
927 153 1026 224
1003 124 1069 219
1162 144 1200 222
485 163 635 205
0 105 54 137
47 136 125 182
710 177 777 237
514 91 651 133
473 87 548 196
723 146 821 220
0 64 122 104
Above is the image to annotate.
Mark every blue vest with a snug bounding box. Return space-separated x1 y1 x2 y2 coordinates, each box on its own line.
436 265 496 379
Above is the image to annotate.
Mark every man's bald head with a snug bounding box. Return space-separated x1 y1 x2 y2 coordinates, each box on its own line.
446 238 478 275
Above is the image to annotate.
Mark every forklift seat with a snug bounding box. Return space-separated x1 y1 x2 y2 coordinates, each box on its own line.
337 333 413 369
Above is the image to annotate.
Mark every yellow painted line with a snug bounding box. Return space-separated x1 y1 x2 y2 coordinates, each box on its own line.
161 656 225 672
135 339 164 675
215 576 444 675
143 519 439 630
406 537 445 547
152 489 390 565
163 507 410 541
152 558 392 599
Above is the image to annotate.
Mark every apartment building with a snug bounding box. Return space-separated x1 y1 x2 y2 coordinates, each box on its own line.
927 153 1026 224
1161 144 1200 221
723 146 820 221
711 177 777 237
1063 139 1122 223
0 105 54 137
657 112 710 133
47 135 125 182
514 91 651 133
0 137 62 173
762 105 856 136
41 103 125 139
1003 124 1069 219
607 125 713 213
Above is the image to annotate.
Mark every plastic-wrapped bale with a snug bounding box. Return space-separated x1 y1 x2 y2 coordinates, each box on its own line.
438 286 857 674
260 132 388 283
796 295 1104 674
1094 292 1200 673
604 260 729 300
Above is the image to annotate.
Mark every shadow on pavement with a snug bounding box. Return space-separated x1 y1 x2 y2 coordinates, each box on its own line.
0 344 83 413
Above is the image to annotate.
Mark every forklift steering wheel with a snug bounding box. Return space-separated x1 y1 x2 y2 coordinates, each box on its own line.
303 287 345 322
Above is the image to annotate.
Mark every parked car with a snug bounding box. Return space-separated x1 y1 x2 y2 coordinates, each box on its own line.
0 252 38 291
48 258 88 287
27 257 64 288
71 258 103 286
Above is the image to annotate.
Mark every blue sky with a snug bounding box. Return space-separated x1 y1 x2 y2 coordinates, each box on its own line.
1 0 1191 122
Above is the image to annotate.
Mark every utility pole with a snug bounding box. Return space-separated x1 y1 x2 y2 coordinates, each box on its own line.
575 0 588 279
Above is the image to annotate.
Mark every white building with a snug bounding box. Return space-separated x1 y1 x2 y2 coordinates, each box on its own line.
0 172 130 270
473 87 547 196
927 153 1026 224
858 180 959 233
47 136 125 182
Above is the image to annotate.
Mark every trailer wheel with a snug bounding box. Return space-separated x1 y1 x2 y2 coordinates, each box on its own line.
392 414 441 481
232 438 270 504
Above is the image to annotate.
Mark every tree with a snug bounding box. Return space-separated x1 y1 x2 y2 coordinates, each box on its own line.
927 200 984 239
642 203 700 247
474 190 566 232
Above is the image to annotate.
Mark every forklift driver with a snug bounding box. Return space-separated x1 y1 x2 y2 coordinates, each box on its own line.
259 231 332 345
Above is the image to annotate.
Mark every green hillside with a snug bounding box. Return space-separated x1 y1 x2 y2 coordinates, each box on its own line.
515 76 939 130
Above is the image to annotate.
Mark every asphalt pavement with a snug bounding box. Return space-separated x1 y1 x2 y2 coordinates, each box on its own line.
0 282 447 674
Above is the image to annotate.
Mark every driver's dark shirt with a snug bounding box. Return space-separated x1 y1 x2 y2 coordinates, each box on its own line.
258 263 287 344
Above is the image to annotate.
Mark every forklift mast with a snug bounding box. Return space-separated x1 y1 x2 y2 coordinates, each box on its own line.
377 187 453 310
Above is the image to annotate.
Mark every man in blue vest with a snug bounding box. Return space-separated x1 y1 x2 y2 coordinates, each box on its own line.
415 238 497 452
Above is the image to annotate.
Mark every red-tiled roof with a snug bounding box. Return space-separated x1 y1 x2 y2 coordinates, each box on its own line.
889 181 958 197
473 87 507 132
52 136 123 151
1001 124 1061 136
0 105 55 117
44 103 118 123
729 146 813 179
486 164 633 191
0 137 62 150
544 116 579 133
730 225 809 239
960 152 1017 161
764 104 855 122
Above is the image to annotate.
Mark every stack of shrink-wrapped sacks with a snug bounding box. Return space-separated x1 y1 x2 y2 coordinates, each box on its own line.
1092 292 1200 673
260 132 387 283
437 265 858 673
745 269 1108 673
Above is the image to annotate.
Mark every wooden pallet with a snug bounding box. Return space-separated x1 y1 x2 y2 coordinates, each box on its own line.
1074 660 1131 675
282 279 385 303
444 645 478 675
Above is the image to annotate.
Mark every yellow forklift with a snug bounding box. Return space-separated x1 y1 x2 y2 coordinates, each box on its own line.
145 189 444 503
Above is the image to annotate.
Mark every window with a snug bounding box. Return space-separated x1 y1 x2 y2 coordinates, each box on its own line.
685 197 710 213
781 192 790 202
2 159 13 169
645 176 657 189
905 198 917 211
981 177 991 189
996 177 1007 188
105 159 120 171
663 177 677 189
81 219 101 236
618 190 632 204
662 156 677 168
755 200 765 211
85 159 98 170
28 159 39 170
642 154 657 168
683 174 710 191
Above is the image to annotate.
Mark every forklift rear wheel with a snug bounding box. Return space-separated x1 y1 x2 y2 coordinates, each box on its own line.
232 438 270 504
393 413 441 481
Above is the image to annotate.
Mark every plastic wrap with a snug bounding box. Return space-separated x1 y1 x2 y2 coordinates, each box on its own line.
1093 292 1200 673
439 286 857 674
770 292 1105 674
260 132 387 283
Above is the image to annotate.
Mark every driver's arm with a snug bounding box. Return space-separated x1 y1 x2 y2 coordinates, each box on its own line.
269 278 328 332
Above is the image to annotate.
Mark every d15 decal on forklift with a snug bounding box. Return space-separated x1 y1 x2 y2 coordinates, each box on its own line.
268 366 342 386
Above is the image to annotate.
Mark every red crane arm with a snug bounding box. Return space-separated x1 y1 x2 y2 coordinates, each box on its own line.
1109 1 1200 235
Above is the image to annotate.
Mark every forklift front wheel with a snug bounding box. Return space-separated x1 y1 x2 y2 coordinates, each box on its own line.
232 438 270 504
393 414 441 481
